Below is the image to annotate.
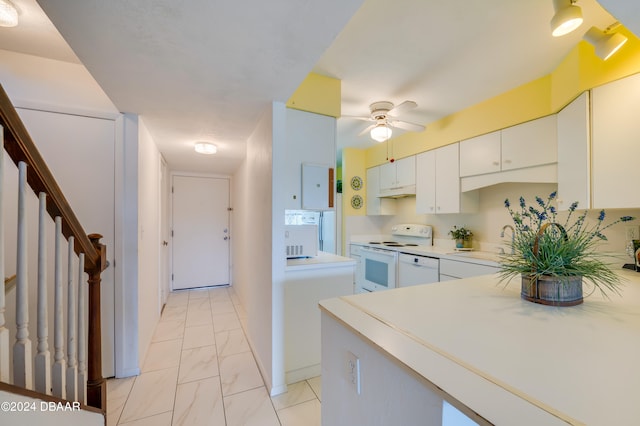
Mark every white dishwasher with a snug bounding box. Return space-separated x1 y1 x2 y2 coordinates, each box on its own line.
398 253 439 287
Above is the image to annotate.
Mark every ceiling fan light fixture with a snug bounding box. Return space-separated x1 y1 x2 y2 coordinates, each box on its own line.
194 142 217 154
550 0 583 37
584 25 627 60
0 0 18 27
370 124 392 142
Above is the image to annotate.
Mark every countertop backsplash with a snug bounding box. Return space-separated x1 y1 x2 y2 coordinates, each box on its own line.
347 182 640 262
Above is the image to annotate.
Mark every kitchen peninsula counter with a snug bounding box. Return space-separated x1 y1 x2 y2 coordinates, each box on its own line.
286 251 356 271
319 269 640 425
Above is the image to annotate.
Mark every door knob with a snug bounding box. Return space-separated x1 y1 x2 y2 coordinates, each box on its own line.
224 236 229 240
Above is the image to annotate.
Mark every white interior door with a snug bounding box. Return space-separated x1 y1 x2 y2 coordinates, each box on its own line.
160 158 170 304
172 175 230 290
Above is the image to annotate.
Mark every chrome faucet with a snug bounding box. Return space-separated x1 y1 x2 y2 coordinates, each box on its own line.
500 224 515 254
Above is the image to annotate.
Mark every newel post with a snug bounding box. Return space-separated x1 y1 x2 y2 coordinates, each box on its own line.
86 233 107 411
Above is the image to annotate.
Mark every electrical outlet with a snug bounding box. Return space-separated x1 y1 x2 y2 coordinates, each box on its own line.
346 351 361 394
625 226 640 241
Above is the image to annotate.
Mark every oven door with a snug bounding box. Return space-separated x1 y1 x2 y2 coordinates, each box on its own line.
360 247 397 292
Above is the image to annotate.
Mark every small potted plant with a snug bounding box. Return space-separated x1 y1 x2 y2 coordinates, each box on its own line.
500 191 635 306
449 225 473 249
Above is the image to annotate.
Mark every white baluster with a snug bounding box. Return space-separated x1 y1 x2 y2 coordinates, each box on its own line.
13 161 32 389
0 126 8 383
65 237 77 401
34 193 51 394
77 253 87 404
52 216 65 398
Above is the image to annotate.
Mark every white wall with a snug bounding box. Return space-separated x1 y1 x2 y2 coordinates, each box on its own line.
232 103 278 393
136 118 162 369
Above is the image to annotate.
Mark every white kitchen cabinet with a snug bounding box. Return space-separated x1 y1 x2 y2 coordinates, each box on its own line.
366 166 396 215
284 108 336 210
416 144 478 214
302 163 330 210
459 131 501 177
557 92 590 211
439 258 499 281
379 156 416 193
592 72 640 208
501 115 557 171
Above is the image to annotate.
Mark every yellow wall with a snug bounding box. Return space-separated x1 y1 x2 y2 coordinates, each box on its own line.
363 26 640 168
286 73 341 117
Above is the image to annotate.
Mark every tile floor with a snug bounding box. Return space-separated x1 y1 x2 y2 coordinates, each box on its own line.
107 286 322 426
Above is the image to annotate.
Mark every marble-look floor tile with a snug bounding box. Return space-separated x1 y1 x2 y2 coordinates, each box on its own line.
142 339 182 372
215 329 250 357
277 398 321 426
307 376 322 401
208 287 230 301
173 377 225 426
119 367 179 423
183 324 216 349
119 411 173 426
187 297 211 312
106 376 135 426
271 380 317 410
224 386 280 426
189 289 210 299
219 351 263 396
211 300 235 314
152 319 185 342
160 305 187 322
186 308 213 327
178 345 219 384
212 312 241 333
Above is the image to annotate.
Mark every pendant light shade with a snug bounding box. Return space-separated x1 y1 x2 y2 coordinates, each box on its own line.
550 0 583 37
370 124 392 142
584 26 627 60
0 0 18 27
194 142 217 154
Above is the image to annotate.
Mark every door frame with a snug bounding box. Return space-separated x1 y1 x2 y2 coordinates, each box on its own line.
169 171 233 291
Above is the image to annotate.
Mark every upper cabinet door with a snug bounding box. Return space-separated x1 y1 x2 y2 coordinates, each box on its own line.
395 156 416 188
557 92 590 211
434 143 461 214
592 73 640 209
379 162 397 191
501 115 557 171
416 150 436 214
459 131 501 177
302 163 329 210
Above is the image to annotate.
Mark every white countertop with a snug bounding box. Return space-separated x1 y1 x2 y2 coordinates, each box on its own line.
320 268 640 425
286 251 356 272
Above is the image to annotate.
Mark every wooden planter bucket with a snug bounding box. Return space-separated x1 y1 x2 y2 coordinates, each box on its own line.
522 223 583 306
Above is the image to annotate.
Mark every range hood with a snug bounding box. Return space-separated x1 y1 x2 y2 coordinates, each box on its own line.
378 184 416 198
460 163 557 192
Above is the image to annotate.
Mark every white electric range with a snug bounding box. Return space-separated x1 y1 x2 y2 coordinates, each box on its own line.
350 224 439 293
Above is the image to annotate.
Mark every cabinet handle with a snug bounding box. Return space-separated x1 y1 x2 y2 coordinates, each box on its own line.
492 161 500 166
504 159 512 164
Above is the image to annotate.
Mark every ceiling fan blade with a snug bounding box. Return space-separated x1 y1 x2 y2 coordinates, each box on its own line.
358 124 376 137
341 115 373 122
388 100 417 116
388 120 425 132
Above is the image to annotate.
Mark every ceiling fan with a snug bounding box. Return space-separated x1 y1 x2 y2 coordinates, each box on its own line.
344 100 426 142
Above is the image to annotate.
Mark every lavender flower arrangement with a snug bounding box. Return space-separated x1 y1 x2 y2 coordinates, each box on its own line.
499 191 635 297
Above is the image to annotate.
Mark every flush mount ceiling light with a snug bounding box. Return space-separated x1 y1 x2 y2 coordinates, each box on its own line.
550 0 583 37
0 0 18 27
584 24 628 60
370 124 392 142
194 142 217 155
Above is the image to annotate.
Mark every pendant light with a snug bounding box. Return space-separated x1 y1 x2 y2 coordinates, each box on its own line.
0 0 18 27
370 124 392 142
550 0 583 37
194 142 217 154
583 24 627 61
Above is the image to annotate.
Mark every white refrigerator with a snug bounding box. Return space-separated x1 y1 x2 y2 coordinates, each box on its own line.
285 210 336 253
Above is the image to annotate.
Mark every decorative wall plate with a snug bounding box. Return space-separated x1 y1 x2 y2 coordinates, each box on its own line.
350 176 363 191
351 194 363 209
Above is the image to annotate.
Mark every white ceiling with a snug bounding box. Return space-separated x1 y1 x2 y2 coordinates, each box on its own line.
0 0 627 173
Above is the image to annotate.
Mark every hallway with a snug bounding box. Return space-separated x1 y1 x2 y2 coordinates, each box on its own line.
106 287 322 425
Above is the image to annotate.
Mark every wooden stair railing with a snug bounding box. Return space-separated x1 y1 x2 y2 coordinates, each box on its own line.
0 84 107 412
